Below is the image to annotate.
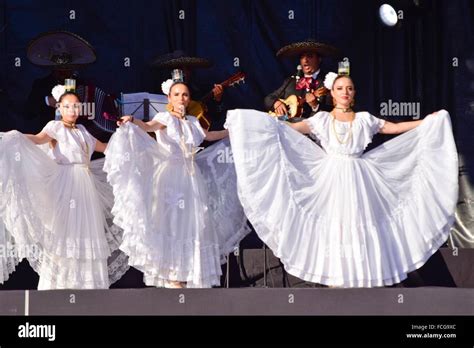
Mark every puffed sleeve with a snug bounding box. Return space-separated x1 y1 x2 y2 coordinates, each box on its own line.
303 112 327 142
78 125 98 151
363 112 386 136
41 121 58 139
188 116 206 139
153 112 172 126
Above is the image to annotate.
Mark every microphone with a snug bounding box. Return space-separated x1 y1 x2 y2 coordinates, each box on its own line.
178 105 186 118
295 65 303 81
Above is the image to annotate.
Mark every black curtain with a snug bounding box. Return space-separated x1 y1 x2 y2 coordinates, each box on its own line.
0 0 472 128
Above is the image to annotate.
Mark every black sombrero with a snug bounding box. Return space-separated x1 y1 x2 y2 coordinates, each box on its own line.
27 30 96 67
276 39 341 58
151 50 212 69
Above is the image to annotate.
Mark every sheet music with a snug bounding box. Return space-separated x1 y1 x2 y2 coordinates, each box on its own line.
121 92 169 120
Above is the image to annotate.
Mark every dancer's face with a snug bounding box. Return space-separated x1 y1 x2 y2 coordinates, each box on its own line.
59 94 80 123
168 83 191 114
331 77 355 108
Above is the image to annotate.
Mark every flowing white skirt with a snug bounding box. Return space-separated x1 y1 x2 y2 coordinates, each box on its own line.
0 131 129 289
0 220 19 284
0 132 20 284
225 109 458 287
103 123 250 288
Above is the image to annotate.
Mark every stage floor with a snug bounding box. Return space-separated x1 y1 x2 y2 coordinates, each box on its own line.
0 287 472 316
1 248 472 316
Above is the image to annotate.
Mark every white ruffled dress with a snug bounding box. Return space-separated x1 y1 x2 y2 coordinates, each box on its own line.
103 112 249 288
0 122 129 289
225 109 458 287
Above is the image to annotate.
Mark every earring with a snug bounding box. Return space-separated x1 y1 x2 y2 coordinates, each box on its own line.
350 99 355 107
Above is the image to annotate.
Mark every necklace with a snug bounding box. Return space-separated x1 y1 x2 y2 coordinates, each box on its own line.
177 118 198 176
330 112 354 144
333 106 353 113
61 121 90 165
61 119 77 129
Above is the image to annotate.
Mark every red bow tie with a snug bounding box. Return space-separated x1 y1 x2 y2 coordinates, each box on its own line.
296 77 318 91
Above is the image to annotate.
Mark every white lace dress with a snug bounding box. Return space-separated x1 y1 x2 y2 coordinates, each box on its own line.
103 112 250 288
0 219 19 284
0 121 129 289
225 109 458 287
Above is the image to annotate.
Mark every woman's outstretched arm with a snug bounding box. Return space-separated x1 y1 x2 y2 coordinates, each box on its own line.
288 121 311 135
25 132 53 145
379 111 441 135
95 140 108 153
204 129 228 141
379 120 422 134
117 116 165 132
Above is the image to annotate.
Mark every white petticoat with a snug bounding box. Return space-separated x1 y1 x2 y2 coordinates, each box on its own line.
225 109 458 288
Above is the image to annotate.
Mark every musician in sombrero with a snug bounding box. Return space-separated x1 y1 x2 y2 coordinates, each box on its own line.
25 30 118 140
150 50 225 132
264 39 340 122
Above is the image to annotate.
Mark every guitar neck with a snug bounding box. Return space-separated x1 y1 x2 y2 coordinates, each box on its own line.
199 72 245 104
200 81 231 104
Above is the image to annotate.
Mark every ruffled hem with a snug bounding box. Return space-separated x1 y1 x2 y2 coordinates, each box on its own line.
37 251 109 290
120 233 222 288
107 248 130 285
284 219 451 287
241 182 452 287
218 222 252 262
195 138 252 260
0 245 20 284
0 222 20 283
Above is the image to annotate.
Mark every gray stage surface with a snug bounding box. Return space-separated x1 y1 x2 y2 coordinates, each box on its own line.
0 287 472 316
1 248 472 316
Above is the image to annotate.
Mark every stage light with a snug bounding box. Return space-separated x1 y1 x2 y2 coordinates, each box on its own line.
379 4 398 27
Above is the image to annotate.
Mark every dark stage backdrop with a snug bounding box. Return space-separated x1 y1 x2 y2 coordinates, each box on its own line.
0 0 472 129
0 0 473 287
2 0 472 207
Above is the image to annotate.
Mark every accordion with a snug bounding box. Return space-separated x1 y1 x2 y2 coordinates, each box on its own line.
76 84 119 134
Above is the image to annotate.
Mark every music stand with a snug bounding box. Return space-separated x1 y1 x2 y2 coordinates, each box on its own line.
119 92 169 121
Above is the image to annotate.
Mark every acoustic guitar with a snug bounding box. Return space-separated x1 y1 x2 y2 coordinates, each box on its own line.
269 86 329 119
